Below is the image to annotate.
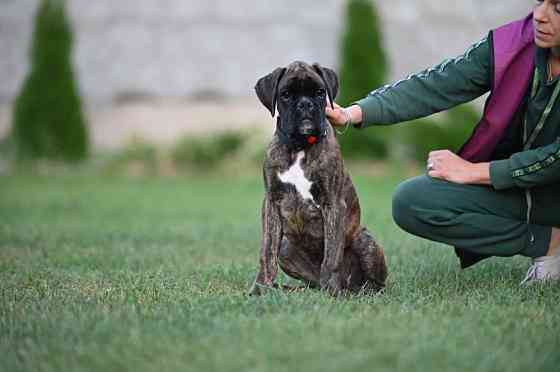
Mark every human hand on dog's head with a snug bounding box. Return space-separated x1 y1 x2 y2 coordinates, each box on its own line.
325 104 363 127
325 101 345 126
255 62 343 149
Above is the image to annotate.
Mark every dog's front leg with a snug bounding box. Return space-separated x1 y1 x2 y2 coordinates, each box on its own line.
249 195 282 296
320 203 346 296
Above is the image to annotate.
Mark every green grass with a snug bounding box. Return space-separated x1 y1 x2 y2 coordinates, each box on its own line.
0 173 558 372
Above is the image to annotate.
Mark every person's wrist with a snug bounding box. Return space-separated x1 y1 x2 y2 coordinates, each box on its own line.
341 107 353 126
470 162 491 185
347 105 363 126
334 107 352 135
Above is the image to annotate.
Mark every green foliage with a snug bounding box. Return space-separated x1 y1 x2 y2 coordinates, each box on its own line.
1 174 559 372
117 140 158 165
0 136 15 161
103 138 159 176
338 0 387 104
334 1 480 162
337 0 389 159
12 0 88 162
395 104 480 163
99 131 257 176
337 124 392 159
171 131 245 170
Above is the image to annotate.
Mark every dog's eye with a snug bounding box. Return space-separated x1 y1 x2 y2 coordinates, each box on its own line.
281 91 291 100
316 89 326 96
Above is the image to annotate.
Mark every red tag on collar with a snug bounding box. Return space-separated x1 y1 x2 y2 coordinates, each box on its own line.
307 135 317 145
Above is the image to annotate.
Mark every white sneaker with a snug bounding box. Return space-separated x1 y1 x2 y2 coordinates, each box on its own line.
520 254 560 285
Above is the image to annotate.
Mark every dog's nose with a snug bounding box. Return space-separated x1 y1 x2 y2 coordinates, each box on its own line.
297 98 314 113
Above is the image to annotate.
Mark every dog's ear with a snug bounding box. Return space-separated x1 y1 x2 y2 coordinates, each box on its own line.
255 67 287 117
312 63 339 109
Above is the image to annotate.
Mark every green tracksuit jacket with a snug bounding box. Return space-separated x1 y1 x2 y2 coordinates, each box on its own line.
354 34 560 261
355 34 560 192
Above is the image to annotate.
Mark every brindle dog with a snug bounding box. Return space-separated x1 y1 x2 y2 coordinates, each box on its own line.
249 61 387 296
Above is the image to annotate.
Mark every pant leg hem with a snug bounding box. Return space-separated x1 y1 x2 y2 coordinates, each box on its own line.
521 225 551 258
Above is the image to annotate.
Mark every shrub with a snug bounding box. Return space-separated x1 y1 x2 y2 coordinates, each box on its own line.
336 0 390 159
393 104 481 163
101 138 159 176
12 0 88 162
171 132 245 171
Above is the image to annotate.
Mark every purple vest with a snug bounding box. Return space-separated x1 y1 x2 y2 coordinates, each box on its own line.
458 14 535 162
456 14 535 269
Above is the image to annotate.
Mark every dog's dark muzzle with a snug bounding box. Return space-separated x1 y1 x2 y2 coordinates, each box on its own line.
276 117 327 151
299 119 315 136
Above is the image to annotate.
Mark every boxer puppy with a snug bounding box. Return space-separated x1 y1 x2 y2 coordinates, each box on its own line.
250 61 387 296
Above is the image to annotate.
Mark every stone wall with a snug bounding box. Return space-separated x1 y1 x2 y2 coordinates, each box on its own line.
1 0 531 105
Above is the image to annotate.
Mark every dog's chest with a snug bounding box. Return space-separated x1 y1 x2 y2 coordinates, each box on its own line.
275 151 323 237
277 151 317 205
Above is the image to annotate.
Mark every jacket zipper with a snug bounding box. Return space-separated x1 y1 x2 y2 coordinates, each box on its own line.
522 66 560 244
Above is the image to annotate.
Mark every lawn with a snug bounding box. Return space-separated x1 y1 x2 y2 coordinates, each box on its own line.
0 172 558 372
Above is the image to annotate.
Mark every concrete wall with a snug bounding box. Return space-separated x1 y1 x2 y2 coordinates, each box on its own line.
1 0 531 105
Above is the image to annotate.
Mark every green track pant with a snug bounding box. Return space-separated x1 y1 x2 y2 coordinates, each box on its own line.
392 175 559 259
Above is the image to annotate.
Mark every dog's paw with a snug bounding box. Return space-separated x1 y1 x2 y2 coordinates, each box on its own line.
248 281 275 296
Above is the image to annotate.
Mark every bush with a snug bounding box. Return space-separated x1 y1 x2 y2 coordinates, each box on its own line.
12 0 88 162
336 0 389 159
171 132 245 171
100 131 258 176
392 104 481 163
97 137 159 177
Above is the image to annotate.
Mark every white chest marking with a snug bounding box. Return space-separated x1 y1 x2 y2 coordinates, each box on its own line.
278 151 316 203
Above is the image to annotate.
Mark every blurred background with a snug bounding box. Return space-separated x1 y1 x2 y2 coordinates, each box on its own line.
0 0 530 174
5 4 560 371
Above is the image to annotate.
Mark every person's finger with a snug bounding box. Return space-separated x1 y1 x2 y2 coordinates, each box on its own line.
325 106 338 120
326 104 341 115
437 149 454 159
428 170 444 179
326 99 341 109
426 155 436 167
429 149 448 158
325 107 345 126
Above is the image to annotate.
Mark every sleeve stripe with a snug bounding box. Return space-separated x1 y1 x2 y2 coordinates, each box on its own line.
368 37 488 96
511 147 560 178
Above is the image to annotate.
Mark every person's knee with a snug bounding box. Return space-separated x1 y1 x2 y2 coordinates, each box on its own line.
392 176 430 234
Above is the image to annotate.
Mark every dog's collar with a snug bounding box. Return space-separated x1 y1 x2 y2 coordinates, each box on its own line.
275 118 328 152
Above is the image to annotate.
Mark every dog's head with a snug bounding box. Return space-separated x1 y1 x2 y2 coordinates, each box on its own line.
255 61 339 149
